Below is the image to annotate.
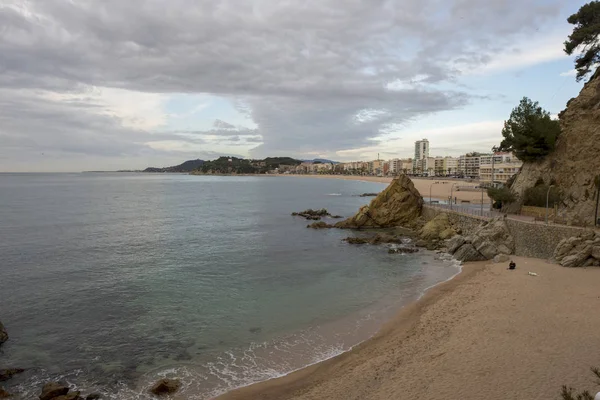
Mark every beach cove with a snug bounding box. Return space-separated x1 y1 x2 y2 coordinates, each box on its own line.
218 256 600 400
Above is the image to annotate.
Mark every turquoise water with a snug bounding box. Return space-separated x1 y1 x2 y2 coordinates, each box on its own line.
0 173 459 399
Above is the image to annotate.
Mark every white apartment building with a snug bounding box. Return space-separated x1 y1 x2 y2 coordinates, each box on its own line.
413 139 430 175
479 152 522 184
458 154 481 178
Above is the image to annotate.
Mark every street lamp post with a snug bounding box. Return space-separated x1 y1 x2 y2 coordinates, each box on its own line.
429 181 439 205
546 185 555 225
481 186 484 217
450 183 458 211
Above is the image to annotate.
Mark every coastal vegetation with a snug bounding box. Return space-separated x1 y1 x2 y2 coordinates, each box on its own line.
565 1 600 81
198 156 301 174
496 97 561 162
487 186 516 209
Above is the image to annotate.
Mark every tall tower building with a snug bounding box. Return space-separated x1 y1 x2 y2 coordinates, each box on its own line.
413 138 430 174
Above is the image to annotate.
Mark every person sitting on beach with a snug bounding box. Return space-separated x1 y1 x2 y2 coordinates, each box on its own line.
509 261 516 270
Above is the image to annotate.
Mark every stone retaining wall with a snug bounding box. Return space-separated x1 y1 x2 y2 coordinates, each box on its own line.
422 205 592 260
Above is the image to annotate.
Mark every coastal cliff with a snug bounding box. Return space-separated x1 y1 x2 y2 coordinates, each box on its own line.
506 73 600 226
335 175 423 229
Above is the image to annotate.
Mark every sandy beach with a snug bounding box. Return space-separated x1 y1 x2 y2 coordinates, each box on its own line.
284 174 490 204
217 257 600 400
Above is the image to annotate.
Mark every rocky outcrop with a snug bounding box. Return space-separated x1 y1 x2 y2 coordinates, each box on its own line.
39 382 70 400
0 368 24 382
554 230 600 267
0 320 7 345
292 209 342 221
307 221 334 229
418 213 457 242
388 246 419 254
335 175 423 229
505 73 600 226
447 217 515 261
150 378 181 396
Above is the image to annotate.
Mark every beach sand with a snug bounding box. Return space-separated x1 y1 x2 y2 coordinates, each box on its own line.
217 257 600 400
283 174 489 204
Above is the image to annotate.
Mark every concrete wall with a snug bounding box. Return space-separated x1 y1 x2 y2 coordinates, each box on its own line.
422 205 592 259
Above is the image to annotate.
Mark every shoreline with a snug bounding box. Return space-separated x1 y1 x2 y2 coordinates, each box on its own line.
215 260 479 400
216 257 600 400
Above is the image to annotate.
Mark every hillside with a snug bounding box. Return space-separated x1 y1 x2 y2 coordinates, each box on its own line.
144 159 204 173
507 71 600 226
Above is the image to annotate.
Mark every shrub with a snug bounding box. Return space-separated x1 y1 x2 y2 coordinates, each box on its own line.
560 366 600 400
523 185 562 207
487 187 517 209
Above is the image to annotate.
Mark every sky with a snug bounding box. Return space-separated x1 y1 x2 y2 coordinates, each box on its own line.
0 0 589 172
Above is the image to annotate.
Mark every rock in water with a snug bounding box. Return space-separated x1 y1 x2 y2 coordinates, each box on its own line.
0 320 7 345
307 221 333 229
335 175 423 229
0 368 25 382
150 379 181 396
52 392 82 400
86 394 102 400
0 387 12 399
39 382 70 400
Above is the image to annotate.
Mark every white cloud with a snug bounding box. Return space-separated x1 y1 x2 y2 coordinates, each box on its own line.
44 86 169 130
462 32 568 75
559 69 577 77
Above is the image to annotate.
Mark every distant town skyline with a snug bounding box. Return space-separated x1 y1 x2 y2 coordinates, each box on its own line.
0 0 588 172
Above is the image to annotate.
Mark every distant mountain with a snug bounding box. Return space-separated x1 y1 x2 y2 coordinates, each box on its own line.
143 159 204 173
302 158 340 164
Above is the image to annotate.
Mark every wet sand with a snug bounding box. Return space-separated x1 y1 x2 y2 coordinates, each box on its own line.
284 174 489 203
217 257 600 400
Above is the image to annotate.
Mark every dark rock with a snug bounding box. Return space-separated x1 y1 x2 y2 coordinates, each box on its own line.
414 239 428 247
0 321 7 345
53 392 82 400
0 368 25 382
330 215 343 219
150 378 181 396
359 193 379 197
86 393 101 400
344 237 370 244
307 221 333 229
0 387 11 399
292 209 331 220
39 382 70 400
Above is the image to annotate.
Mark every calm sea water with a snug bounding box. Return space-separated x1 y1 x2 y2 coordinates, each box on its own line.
0 173 459 399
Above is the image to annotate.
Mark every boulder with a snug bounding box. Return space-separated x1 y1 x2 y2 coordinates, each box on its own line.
307 221 333 229
344 237 370 244
0 387 11 399
335 175 423 229
40 382 70 400
150 379 181 396
0 321 7 345
86 394 101 400
453 244 485 262
493 254 510 263
418 213 457 242
53 392 82 400
0 368 25 382
447 235 466 254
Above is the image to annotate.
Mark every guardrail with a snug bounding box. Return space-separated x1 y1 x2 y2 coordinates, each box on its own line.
425 203 501 219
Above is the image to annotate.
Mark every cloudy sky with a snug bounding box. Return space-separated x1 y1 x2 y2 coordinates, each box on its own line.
0 0 587 172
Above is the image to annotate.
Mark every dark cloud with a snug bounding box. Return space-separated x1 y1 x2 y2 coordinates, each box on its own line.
0 0 563 169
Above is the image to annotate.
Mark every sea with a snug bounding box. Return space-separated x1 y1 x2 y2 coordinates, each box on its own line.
0 173 461 399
